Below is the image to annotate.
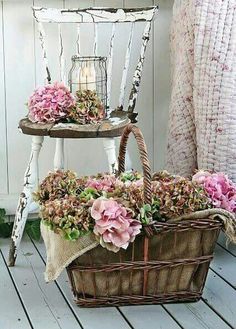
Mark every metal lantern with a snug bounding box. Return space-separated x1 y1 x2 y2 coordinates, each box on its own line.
68 56 107 110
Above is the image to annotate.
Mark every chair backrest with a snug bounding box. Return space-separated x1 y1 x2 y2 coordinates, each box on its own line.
33 6 157 120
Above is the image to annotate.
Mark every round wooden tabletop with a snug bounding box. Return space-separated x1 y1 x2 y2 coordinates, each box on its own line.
19 112 130 138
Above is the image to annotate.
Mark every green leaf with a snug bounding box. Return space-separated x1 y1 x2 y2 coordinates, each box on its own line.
143 204 152 212
25 219 41 241
69 229 80 241
0 223 13 238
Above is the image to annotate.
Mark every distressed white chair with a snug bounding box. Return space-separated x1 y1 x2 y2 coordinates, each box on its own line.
8 6 157 266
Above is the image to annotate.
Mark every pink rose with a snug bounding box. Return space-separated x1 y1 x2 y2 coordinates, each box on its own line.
91 198 141 252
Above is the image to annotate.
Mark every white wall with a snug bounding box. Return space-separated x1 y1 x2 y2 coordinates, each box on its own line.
0 0 173 214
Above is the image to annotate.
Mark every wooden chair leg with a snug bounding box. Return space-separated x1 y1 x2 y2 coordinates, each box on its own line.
8 136 44 267
103 138 118 173
54 138 64 170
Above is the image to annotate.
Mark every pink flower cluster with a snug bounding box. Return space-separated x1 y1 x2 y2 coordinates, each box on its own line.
91 198 142 252
28 82 75 123
192 171 236 212
85 175 118 193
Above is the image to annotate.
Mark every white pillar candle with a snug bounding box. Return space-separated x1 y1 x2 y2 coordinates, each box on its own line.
78 63 96 91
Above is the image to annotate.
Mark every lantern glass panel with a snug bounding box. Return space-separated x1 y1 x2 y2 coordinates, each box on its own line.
68 56 107 111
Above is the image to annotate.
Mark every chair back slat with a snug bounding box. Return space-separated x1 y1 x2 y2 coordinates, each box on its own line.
107 23 116 110
118 22 134 110
33 7 156 23
76 24 81 56
38 22 51 83
33 6 158 115
93 23 98 56
58 23 66 83
128 21 151 114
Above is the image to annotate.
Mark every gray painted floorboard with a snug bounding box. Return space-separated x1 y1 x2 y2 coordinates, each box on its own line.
211 244 236 287
217 233 236 257
0 252 31 329
34 239 132 329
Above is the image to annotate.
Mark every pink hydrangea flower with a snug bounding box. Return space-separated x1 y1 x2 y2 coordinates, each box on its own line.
85 175 117 192
28 82 75 123
192 170 236 212
91 198 142 252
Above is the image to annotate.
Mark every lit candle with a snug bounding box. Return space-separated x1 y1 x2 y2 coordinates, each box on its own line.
78 63 96 91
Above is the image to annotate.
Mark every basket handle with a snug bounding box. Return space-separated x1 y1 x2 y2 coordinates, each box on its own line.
118 124 152 206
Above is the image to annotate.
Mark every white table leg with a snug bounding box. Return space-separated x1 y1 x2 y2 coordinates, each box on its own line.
103 137 118 173
8 136 44 266
54 138 64 170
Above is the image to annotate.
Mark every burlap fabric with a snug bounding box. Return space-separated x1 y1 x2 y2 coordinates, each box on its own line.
69 224 219 297
41 222 99 282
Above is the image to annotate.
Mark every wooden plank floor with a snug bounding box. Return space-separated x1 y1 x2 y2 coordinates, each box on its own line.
0 233 235 329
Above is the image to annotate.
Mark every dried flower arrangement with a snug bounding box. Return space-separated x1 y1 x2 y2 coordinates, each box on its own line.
68 90 105 124
27 82 105 125
34 169 236 252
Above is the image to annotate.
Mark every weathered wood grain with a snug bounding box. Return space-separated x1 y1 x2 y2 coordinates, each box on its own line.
107 22 116 110
38 21 51 83
19 118 54 136
58 23 66 83
127 21 152 115
33 6 157 24
19 116 130 138
118 21 134 109
8 136 44 266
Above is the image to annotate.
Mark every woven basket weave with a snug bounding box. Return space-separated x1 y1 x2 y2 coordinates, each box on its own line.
66 124 222 307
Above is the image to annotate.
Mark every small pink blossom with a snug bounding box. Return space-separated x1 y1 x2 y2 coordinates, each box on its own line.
91 198 141 251
85 175 117 192
28 82 75 123
193 170 236 213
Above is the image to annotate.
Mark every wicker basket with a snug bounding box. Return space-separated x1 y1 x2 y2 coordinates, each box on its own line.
66 124 222 307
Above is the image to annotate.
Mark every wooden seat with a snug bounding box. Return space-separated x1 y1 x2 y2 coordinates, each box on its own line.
19 112 130 138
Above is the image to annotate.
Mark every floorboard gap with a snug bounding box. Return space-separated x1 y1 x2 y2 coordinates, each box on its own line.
216 242 236 258
0 249 34 329
31 236 137 328
117 308 135 329
161 305 184 329
200 296 234 329
29 237 84 329
209 267 236 290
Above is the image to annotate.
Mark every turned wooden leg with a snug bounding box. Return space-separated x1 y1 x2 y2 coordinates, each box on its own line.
54 138 64 170
103 138 118 174
8 136 44 266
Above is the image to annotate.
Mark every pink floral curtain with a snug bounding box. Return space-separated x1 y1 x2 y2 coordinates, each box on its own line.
166 0 236 181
